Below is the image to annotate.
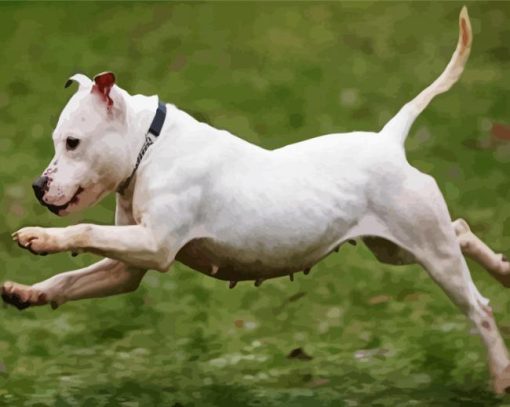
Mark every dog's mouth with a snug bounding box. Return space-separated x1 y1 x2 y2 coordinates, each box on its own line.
44 187 84 215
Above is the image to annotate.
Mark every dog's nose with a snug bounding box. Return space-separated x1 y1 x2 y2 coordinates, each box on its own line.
32 176 49 201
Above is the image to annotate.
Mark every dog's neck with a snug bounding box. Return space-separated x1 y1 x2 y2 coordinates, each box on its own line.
117 90 160 194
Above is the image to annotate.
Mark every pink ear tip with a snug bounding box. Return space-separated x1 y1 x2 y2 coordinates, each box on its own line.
93 71 116 88
92 71 116 108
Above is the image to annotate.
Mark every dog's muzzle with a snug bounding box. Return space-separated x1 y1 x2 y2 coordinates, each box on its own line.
32 176 81 215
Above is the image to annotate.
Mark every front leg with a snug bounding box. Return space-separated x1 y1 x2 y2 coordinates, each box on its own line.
13 224 170 271
2 259 146 310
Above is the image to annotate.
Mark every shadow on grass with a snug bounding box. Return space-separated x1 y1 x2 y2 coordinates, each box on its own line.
48 381 267 407
360 381 503 407
7 372 503 407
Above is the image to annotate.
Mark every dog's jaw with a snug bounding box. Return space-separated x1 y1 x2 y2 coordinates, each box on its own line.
44 187 84 215
56 184 110 216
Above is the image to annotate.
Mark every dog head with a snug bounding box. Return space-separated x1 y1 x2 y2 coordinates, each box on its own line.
33 72 131 216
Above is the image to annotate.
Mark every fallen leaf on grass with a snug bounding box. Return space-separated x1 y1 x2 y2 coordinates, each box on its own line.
403 292 425 302
288 292 307 303
287 347 313 361
368 294 392 305
491 122 510 141
274 291 307 314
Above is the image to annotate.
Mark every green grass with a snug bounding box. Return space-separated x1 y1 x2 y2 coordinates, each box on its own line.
1 2 510 406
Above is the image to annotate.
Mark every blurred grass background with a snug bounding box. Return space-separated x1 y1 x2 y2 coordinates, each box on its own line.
1 1 510 406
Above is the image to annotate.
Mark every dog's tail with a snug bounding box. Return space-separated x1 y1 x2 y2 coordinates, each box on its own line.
380 6 472 145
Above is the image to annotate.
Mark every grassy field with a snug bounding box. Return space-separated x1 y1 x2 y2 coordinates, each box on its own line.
1 2 510 406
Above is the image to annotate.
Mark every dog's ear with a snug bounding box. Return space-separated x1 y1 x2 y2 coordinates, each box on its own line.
92 72 116 108
64 73 93 89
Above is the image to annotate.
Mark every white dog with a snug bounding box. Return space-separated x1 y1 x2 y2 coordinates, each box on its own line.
3 7 510 393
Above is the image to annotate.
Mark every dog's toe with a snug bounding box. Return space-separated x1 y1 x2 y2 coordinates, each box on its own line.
493 364 510 395
1 282 47 310
2 291 30 310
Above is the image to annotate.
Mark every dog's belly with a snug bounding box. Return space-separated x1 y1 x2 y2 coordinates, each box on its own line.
175 237 344 282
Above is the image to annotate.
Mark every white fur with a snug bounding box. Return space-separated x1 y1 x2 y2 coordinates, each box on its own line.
5 7 510 394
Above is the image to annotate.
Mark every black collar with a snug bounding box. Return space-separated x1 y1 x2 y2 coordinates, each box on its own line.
117 100 167 195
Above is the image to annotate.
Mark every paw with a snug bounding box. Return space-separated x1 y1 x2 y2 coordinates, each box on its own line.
493 364 510 395
12 227 61 255
1 281 48 310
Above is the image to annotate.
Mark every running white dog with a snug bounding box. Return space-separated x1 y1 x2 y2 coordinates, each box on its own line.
3 7 510 393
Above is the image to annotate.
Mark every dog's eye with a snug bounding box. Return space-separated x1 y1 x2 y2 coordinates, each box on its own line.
66 137 80 151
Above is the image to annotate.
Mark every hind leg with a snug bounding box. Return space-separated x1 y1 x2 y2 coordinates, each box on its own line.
418 244 510 393
383 222 510 392
368 172 510 393
452 218 510 287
